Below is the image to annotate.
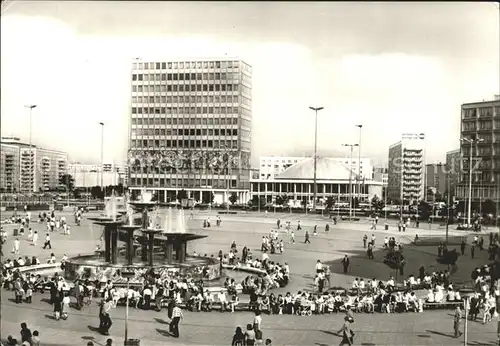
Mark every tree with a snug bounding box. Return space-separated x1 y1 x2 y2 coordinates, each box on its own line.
59 174 75 191
482 199 497 215
229 192 238 205
418 200 432 221
371 195 385 212
176 189 188 203
325 196 335 210
201 191 215 204
90 186 104 199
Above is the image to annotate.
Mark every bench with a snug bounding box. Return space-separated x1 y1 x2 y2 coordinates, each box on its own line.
218 211 238 215
423 301 463 310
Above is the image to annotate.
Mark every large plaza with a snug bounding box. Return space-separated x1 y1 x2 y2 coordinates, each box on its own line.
1 210 498 346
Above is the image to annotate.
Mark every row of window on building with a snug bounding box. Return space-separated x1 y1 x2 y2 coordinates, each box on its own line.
133 82 243 93
462 146 498 156
462 119 500 131
131 117 240 126
131 105 240 115
132 128 239 137
132 72 243 82
462 107 500 119
129 176 239 188
130 139 240 149
133 61 243 71
131 91 241 103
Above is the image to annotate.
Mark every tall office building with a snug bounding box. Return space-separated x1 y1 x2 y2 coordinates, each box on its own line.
128 58 252 204
445 149 461 201
456 97 500 204
387 133 426 204
0 136 68 193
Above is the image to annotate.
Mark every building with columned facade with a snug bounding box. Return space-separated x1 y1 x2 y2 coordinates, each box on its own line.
250 157 383 207
127 58 252 204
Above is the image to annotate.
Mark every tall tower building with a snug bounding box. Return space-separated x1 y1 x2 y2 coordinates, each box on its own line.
456 97 500 205
387 133 426 205
128 58 252 204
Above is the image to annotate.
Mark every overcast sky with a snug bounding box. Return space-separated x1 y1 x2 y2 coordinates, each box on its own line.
1 1 498 167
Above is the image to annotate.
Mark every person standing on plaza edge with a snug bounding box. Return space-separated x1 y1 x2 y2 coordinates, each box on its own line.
453 305 463 338
341 255 350 274
253 310 263 343
170 302 183 338
336 316 355 346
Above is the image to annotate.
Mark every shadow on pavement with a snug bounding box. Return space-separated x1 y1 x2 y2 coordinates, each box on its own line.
325 236 475 284
156 328 172 338
44 313 57 320
425 329 456 338
154 317 169 325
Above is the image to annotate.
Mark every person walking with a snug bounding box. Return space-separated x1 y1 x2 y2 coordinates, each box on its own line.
336 316 355 345
13 238 20 254
304 230 311 244
461 240 466 255
43 233 52 249
471 245 475 259
453 305 462 338
101 297 113 335
169 302 183 338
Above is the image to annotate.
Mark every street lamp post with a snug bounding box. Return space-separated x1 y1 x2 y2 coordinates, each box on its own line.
121 270 135 344
461 137 483 226
25 105 37 193
343 144 359 221
99 122 104 197
309 106 324 212
355 125 363 216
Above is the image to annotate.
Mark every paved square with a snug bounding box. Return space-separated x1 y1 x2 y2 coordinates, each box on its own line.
1 210 498 345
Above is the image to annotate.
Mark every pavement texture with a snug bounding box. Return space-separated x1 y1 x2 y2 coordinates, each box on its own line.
1 210 498 345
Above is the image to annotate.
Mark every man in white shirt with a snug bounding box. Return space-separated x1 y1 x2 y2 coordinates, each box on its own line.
315 260 323 273
218 290 228 311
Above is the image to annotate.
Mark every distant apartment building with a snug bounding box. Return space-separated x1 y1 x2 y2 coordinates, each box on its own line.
259 156 374 182
387 133 426 204
373 167 388 186
425 163 447 201
68 161 129 188
128 57 252 204
445 149 461 201
0 136 68 193
456 97 500 204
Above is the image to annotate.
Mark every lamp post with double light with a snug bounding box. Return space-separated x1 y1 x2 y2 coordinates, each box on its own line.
309 106 324 212
342 144 359 221
460 137 483 227
355 124 363 215
99 122 104 198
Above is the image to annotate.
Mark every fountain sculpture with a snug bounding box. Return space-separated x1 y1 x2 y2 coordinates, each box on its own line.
65 189 218 285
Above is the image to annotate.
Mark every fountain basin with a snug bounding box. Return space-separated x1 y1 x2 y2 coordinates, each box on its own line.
64 253 221 284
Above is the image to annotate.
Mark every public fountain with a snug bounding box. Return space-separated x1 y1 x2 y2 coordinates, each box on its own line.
65 188 217 285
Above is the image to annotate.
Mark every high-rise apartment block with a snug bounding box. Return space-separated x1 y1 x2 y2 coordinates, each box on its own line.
128 58 252 204
456 97 500 204
0 137 68 193
387 133 426 204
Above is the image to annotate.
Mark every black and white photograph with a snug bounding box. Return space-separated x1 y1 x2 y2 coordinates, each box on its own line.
0 1 499 345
